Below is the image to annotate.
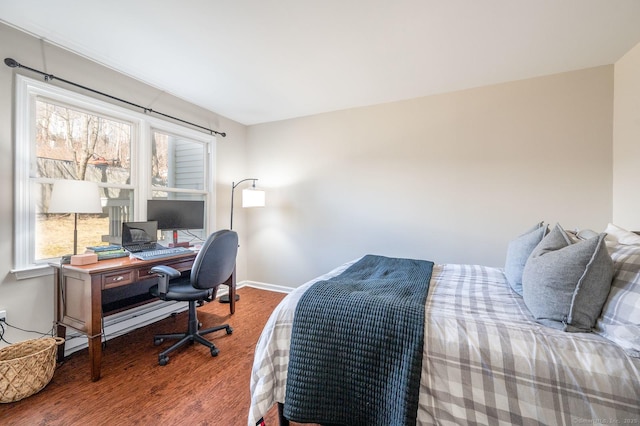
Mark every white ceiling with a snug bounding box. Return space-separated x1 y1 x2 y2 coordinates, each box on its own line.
2 0 640 125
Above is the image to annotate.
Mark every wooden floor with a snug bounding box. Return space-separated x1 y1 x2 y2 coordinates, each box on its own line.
0 287 295 426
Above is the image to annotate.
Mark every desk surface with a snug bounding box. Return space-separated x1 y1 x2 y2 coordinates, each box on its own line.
60 250 199 273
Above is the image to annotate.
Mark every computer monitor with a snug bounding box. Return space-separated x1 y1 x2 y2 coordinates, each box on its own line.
147 199 205 247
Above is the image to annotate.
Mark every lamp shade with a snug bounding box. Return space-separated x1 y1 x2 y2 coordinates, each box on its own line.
49 180 103 214
242 187 265 208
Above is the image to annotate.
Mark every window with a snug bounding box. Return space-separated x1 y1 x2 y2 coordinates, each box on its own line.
14 75 216 274
152 130 206 190
150 129 209 243
34 99 133 259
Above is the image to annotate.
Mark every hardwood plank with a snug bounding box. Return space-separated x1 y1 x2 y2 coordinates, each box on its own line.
0 287 288 426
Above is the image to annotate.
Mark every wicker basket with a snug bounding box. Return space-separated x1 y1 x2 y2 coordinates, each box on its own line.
0 337 64 403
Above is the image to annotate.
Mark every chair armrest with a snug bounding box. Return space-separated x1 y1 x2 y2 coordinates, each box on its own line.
150 265 181 296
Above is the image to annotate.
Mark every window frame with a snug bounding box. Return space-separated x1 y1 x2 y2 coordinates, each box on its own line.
13 75 216 276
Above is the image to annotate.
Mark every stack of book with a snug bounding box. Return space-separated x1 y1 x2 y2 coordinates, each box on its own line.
85 244 128 260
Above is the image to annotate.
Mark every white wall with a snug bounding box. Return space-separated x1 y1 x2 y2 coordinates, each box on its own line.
0 23 248 345
613 42 640 229
245 66 615 287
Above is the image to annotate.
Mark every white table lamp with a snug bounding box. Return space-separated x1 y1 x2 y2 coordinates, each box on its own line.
49 180 103 255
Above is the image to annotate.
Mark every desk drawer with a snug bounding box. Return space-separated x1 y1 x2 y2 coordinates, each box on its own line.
137 260 193 281
103 270 135 289
137 267 159 281
168 260 195 272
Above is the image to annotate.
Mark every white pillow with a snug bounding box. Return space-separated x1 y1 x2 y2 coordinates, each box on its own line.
604 223 640 246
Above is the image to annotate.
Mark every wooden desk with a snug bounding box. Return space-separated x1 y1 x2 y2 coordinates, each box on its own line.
51 252 237 381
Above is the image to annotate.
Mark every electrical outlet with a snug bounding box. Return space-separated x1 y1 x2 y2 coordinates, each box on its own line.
0 310 6 322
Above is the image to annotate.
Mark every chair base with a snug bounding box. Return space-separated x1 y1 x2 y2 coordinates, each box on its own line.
154 300 233 366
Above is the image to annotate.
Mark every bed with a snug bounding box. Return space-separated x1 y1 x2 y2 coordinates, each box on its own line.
249 223 640 425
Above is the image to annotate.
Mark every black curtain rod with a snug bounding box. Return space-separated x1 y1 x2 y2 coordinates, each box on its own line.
4 57 226 137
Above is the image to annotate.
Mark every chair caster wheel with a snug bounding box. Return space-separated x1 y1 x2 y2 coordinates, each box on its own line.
210 347 219 357
159 355 169 366
226 326 233 335
154 338 164 346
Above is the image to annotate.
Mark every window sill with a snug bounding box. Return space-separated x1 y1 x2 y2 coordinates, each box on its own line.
11 264 54 280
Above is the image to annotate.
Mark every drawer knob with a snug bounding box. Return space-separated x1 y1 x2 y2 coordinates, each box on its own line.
114 276 124 281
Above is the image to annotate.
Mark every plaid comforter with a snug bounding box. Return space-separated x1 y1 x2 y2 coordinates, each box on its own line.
249 259 640 425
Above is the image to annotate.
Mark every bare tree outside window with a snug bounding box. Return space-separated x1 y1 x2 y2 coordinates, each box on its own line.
35 99 133 259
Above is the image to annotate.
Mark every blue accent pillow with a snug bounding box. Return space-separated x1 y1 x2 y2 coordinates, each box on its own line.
522 223 613 332
504 222 547 296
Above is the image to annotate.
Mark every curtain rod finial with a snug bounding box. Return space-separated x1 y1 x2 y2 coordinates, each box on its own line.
4 58 19 68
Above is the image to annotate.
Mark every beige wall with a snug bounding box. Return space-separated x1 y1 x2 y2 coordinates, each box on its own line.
0 23 248 344
246 66 615 287
613 42 640 229
1 21 630 344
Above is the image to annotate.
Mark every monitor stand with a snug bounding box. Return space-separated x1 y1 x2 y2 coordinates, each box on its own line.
168 229 191 248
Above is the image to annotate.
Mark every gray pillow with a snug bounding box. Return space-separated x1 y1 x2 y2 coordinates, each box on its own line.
522 223 613 332
504 222 547 296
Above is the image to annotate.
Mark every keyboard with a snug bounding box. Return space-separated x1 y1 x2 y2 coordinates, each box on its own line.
125 243 160 252
131 247 192 261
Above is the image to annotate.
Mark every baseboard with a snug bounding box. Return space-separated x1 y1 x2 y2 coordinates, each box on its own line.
243 280 295 294
62 283 253 357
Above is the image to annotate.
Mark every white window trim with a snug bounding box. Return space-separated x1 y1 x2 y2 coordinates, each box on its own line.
12 75 216 275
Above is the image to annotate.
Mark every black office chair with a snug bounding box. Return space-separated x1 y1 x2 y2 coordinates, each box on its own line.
149 229 238 366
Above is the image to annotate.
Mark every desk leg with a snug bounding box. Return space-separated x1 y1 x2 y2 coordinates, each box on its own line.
88 335 102 381
56 323 67 363
54 267 67 363
88 276 103 381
